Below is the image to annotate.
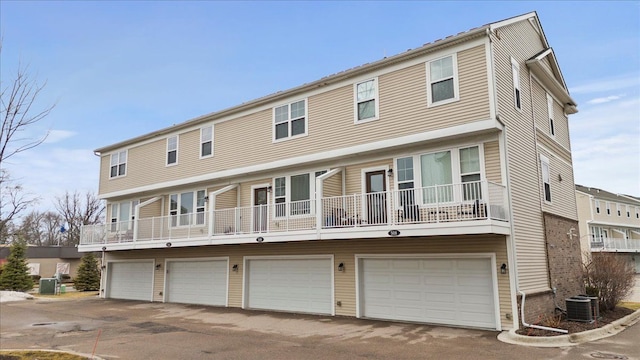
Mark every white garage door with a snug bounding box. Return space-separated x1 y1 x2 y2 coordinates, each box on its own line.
246 258 332 315
361 257 496 329
107 261 153 301
166 260 228 306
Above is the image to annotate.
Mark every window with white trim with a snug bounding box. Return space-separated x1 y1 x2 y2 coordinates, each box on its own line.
547 93 555 137
606 201 611 215
511 57 521 110
590 226 607 243
109 150 127 178
109 200 139 232
273 171 324 217
395 145 483 205
274 99 307 141
200 125 213 158
626 205 630 217
636 207 639 219
167 135 178 165
540 154 551 203
427 54 458 106
355 78 379 122
170 190 206 227
396 157 416 210
617 203 622 217
595 200 601 214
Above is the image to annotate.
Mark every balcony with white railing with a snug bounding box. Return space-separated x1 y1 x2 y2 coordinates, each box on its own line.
79 181 510 251
590 236 640 252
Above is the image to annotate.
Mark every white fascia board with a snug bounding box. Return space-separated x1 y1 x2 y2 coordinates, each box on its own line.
587 219 640 229
489 12 537 32
527 60 577 109
100 119 502 199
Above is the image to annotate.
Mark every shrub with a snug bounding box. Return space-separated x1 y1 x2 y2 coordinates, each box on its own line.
30 275 42 282
0 240 34 292
583 253 635 311
74 253 101 291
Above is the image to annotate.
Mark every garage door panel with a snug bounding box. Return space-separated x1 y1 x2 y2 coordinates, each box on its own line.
362 257 496 329
166 260 227 306
108 262 153 301
247 258 332 315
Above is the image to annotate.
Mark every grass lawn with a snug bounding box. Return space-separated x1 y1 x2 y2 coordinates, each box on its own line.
619 301 640 311
33 291 99 300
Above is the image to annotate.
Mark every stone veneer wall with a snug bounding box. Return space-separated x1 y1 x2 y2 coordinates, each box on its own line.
518 213 584 325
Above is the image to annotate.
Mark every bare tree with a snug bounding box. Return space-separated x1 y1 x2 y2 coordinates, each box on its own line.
55 191 104 246
15 210 64 246
1 46 55 165
0 42 55 233
0 169 39 238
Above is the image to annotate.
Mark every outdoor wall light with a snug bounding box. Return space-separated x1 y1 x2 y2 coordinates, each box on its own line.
256 237 264 243
166 242 172 247
500 263 508 274
387 168 394 177
232 264 239 272
267 186 273 193
155 264 162 270
338 262 345 272
102 246 107 251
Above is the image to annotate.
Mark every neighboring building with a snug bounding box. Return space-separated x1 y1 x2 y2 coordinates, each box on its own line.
575 184 640 273
0 246 84 280
78 12 583 331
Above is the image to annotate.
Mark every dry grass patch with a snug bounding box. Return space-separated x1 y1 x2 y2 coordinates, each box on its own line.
0 350 88 359
619 301 640 311
34 291 99 300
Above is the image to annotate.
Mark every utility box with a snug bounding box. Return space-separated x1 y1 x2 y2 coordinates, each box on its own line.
576 295 600 320
566 297 593 322
39 278 58 295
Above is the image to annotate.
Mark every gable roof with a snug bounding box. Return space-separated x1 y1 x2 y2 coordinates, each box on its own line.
95 11 556 154
576 184 640 206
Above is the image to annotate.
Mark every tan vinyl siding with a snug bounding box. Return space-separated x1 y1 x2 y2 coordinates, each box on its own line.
552 99 571 150
531 80 571 152
215 188 238 210
592 197 640 227
536 129 572 164
323 172 343 198
140 197 162 219
538 147 578 220
575 192 593 261
483 140 502 183
492 20 550 292
99 45 490 196
105 235 513 329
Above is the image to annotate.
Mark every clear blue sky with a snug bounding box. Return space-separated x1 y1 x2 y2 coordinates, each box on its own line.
1 1 639 214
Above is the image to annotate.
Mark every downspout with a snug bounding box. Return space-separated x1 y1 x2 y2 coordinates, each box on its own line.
519 290 567 333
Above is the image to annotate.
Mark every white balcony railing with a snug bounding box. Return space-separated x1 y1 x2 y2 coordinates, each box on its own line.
590 236 640 252
80 181 508 246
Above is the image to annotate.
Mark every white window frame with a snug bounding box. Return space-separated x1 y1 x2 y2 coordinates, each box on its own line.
636 207 639 219
272 171 325 218
109 150 127 179
546 93 555 137
393 143 485 206
606 201 611 215
169 190 206 227
166 135 178 166
617 203 622 217
426 53 460 107
353 77 380 123
200 125 214 158
595 200 601 214
272 99 308 142
540 154 551 203
626 205 630 218
511 57 522 111
109 200 139 232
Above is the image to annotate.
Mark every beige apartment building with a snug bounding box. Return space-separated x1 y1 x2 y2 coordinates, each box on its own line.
576 185 640 272
79 12 583 331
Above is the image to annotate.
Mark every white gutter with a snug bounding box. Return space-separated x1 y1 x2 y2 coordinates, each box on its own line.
519 291 568 334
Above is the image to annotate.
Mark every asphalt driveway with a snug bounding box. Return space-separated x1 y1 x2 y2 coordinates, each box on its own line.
1 296 638 360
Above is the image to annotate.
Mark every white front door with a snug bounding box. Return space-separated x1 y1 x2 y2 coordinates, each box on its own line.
165 259 228 306
107 261 154 301
360 257 497 329
245 258 333 315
